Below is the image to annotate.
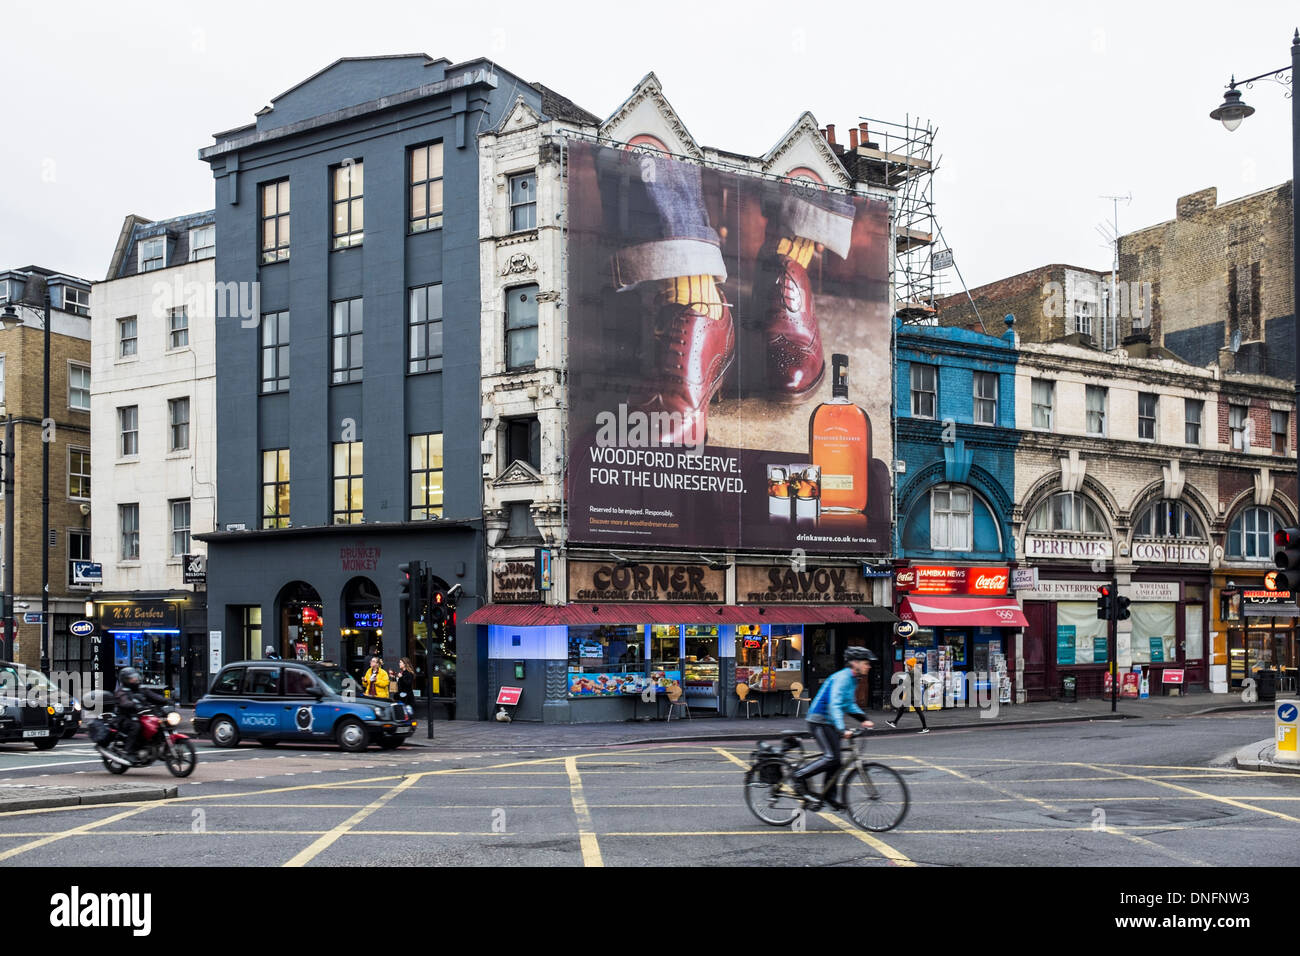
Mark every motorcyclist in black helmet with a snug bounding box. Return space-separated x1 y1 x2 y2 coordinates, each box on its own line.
791 646 876 811
113 667 167 764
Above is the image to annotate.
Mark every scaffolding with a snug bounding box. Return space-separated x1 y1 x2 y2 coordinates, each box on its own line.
857 115 942 324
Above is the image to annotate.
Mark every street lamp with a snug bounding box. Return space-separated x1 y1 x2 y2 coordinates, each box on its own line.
1209 30 1299 426
0 287 53 675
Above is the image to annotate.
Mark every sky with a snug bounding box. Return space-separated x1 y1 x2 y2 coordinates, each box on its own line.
2 0 1296 293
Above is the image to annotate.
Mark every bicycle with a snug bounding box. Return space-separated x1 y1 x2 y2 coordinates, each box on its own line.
744 728 909 832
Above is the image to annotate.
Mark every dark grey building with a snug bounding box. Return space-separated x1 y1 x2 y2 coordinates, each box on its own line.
197 55 547 720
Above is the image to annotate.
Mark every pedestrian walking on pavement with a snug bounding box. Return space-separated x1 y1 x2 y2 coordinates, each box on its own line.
362 656 391 698
396 658 415 710
887 657 929 733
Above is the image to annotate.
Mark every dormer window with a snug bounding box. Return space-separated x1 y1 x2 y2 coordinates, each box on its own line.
189 225 215 261
139 237 166 272
62 286 89 316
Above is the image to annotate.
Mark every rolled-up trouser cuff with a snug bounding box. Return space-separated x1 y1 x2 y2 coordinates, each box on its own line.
611 238 727 291
772 196 855 259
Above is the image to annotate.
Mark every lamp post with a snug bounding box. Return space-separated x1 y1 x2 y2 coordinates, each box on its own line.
1 287 52 675
1210 30 1299 426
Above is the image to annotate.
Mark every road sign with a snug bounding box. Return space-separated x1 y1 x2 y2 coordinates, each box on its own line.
23 613 44 624
71 561 102 585
496 686 523 706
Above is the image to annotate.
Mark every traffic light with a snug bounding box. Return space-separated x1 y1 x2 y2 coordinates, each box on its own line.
1275 528 1300 590
1115 595 1131 621
1096 585 1113 621
398 561 422 622
429 588 447 627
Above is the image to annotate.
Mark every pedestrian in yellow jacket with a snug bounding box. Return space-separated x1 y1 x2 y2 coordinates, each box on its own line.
362 657 391 698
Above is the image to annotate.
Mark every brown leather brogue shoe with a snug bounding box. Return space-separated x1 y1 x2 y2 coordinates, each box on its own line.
764 254 825 402
631 300 735 447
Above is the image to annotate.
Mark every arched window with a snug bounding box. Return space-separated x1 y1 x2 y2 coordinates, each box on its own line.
1027 492 1107 534
1227 507 1283 560
930 484 972 551
1133 499 1206 540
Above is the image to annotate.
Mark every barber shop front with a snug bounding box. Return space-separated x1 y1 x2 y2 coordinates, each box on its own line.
468 557 896 722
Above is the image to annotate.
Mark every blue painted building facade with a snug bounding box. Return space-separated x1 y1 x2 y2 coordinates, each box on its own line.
196 56 548 721
892 318 1022 700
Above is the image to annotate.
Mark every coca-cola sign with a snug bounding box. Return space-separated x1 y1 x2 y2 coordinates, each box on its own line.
896 566 1011 595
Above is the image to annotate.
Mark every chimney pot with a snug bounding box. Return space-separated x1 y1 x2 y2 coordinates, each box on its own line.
825 123 836 144
849 128 859 149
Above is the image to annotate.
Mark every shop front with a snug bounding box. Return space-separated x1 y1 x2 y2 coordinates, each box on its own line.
1216 575 1298 689
93 599 182 699
469 559 896 722
894 565 1024 709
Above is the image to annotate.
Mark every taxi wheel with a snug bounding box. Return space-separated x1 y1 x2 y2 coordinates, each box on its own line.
336 719 368 752
33 737 58 751
210 716 240 748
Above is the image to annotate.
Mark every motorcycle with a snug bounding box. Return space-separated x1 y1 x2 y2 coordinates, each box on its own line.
89 704 197 778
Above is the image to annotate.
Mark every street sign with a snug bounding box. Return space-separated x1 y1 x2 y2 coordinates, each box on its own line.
71 561 102 585
496 686 523 706
932 248 954 271
23 613 45 624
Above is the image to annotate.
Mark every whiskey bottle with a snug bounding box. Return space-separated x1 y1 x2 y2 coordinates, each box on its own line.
808 353 870 512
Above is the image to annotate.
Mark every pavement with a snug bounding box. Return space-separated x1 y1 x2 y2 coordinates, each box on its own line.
0 782 178 812
1232 738 1300 774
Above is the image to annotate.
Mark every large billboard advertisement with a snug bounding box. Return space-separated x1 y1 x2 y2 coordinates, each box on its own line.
567 140 891 554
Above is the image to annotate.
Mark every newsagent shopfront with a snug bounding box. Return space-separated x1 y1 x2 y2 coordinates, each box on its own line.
467 558 897 723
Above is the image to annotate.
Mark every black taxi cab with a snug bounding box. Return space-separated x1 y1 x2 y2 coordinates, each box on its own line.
0 661 80 749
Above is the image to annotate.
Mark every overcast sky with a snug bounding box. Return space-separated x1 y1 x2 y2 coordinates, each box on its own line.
3 0 1296 294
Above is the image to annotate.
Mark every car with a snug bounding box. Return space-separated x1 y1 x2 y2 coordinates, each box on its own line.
0 661 81 749
193 660 415 752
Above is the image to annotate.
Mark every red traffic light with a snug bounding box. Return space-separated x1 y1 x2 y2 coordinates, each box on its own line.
1276 529 1300 549
434 592 444 604
1097 585 1111 597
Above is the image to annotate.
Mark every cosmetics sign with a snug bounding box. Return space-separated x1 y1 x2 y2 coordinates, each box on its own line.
565 140 893 554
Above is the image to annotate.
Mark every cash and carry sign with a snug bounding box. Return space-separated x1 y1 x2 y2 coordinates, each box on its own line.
566 141 891 554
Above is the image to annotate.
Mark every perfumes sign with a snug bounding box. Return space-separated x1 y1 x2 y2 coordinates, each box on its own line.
566 141 892 555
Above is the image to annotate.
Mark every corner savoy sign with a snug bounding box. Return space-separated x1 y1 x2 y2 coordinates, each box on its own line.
738 565 868 604
568 561 723 603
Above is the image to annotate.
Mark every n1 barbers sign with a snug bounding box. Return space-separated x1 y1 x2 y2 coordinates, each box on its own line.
738 565 868 604
568 561 724 603
494 560 540 603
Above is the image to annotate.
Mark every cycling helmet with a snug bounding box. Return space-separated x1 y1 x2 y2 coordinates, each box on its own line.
118 667 141 688
844 647 877 663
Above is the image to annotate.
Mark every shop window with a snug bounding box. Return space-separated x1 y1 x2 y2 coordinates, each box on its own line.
1128 602 1176 664
1054 602 1108 664
567 625 645 696
651 624 680 672
1133 499 1205 540
1227 507 1281 560
1185 605 1204 662
1027 492 1107 534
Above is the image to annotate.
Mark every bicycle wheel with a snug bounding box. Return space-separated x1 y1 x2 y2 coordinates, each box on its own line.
744 765 803 827
841 762 909 832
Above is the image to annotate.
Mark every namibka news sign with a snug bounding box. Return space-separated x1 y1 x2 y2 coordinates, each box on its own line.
894 566 1011 595
566 141 892 555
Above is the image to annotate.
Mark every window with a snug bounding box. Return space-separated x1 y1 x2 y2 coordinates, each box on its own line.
243 666 281 696
62 286 89 316
262 449 290 529
261 180 290 263
332 161 364 249
1273 411 1289 455
930 485 973 551
1031 379 1054 429
409 142 444 233
331 298 363 384
1086 386 1107 436
910 364 936 419
1073 299 1094 336
1227 507 1280 560
138 237 165 272
168 398 190 451
1138 392 1157 441
119 503 139 560
509 172 537 231
567 625 645 683
973 372 997 425
68 448 90 500
1230 404 1248 451
1185 399 1203 446
68 363 90 411
118 406 138 457
118 317 137 358
168 307 189 349
261 311 289 393
408 284 443 374
332 441 364 524
189 224 215 261
67 530 90 588
1027 492 1107 534
410 433 444 520
212 667 246 695
1133 499 1206 539
170 499 191 556
506 285 539 370
505 501 541 542
505 417 541 471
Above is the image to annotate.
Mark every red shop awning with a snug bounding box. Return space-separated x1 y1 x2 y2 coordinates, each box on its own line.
465 603 897 627
898 595 1028 628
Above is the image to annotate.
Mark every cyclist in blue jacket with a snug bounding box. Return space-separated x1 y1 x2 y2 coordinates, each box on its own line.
792 646 875 810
